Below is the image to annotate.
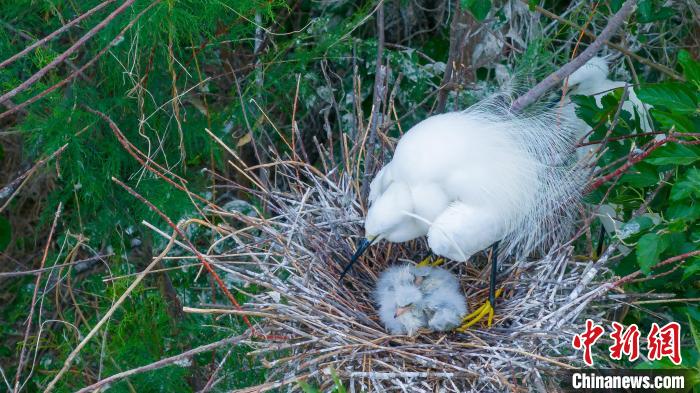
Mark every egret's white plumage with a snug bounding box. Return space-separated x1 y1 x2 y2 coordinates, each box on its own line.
564 56 654 160
365 97 585 262
375 264 467 334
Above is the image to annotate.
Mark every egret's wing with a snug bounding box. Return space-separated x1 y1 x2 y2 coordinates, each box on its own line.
427 202 506 262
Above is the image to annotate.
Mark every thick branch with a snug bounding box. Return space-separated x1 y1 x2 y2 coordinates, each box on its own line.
511 0 637 112
361 1 386 199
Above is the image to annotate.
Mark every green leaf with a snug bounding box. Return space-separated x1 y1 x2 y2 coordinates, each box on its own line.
667 203 700 222
679 50 700 88
688 317 700 355
637 83 698 114
330 369 346 393
620 163 659 187
651 110 696 134
0 216 10 252
671 169 700 201
647 143 700 165
637 0 675 23
461 0 491 21
298 381 320 393
636 233 669 274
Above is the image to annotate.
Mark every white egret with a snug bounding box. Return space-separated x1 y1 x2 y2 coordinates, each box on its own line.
564 56 654 161
565 56 654 255
343 96 585 329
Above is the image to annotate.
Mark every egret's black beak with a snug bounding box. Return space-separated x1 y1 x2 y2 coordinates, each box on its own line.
338 237 374 283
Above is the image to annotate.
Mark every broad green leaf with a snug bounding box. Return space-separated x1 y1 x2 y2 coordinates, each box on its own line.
330 369 346 393
678 50 700 88
682 262 700 281
637 83 698 114
637 0 675 23
462 0 491 21
651 110 696 134
620 163 659 187
636 233 669 274
617 216 655 241
688 317 700 355
671 169 700 201
667 203 700 222
0 217 9 252
647 143 700 165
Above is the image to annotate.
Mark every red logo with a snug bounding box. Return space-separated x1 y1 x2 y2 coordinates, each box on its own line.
609 322 640 361
573 321 682 366
647 322 682 365
572 319 605 366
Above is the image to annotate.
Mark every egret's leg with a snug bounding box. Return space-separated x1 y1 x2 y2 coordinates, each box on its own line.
456 243 502 331
595 226 606 258
416 256 444 267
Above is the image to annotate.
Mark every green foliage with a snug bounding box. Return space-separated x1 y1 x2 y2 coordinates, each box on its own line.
575 53 700 368
1 0 698 390
462 0 491 21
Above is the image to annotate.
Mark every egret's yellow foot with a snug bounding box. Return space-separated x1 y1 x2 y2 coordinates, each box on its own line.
417 256 444 267
455 288 504 332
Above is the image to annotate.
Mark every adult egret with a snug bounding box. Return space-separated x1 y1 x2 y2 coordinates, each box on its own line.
564 56 654 161
343 97 585 329
565 56 654 253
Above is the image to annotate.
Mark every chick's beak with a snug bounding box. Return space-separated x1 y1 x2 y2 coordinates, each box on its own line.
394 305 412 318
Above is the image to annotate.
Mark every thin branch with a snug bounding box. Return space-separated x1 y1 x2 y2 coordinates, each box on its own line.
74 334 245 393
587 135 671 192
42 225 177 393
13 203 62 393
526 0 683 81
0 21 87 80
614 250 700 287
0 143 68 213
0 1 115 68
0 1 160 120
0 0 135 105
511 0 638 112
361 0 386 198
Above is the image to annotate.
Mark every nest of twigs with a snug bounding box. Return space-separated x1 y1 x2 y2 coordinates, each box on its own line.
202 136 624 393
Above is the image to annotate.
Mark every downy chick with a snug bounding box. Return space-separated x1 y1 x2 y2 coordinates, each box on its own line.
414 266 467 331
374 265 426 335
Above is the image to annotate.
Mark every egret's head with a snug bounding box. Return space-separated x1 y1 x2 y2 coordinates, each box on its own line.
338 184 415 283
364 182 414 240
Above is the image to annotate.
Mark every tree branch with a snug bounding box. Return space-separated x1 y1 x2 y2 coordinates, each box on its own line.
511 0 638 112
0 1 115 69
73 334 246 393
526 0 683 81
361 0 386 199
0 0 135 105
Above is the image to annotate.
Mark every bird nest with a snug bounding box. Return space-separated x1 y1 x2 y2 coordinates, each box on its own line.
208 155 618 392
